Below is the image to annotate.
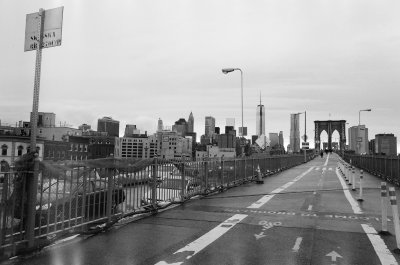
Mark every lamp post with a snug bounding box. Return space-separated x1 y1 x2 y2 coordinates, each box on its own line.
222 68 245 156
357 109 372 154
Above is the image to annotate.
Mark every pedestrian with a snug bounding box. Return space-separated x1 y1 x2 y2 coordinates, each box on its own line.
320 150 323 158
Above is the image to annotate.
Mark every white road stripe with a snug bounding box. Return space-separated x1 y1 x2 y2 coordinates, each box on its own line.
155 214 248 265
361 224 398 265
335 168 362 214
329 167 332 171
308 205 313 211
248 167 314 209
315 167 320 171
292 237 303 252
324 154 330 166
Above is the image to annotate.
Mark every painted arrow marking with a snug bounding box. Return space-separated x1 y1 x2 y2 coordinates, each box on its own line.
254 232 266 240
326 251 342 262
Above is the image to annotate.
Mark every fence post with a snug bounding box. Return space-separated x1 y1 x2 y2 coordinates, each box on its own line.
181 157 186 201
357 170 364 201
204 160 209 193
244 157 247 180
106 166 114 223
26 153 40 248
352 167 356 191
152 157 158 208
389 187 400 252
379 182 389 235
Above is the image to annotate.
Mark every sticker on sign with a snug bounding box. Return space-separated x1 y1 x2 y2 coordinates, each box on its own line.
25 6 64 52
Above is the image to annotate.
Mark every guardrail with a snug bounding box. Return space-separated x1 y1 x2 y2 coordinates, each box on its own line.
342 154 400 185
0 153 315 259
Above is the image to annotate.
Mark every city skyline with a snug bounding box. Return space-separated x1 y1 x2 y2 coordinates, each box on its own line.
1 1 399 151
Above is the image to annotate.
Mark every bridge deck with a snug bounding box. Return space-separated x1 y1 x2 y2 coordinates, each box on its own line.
8 153 400 265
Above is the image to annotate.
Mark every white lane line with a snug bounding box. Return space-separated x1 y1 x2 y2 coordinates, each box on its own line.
308 205 313 211
315 167 320 171
292 237 303 252
324 154 330 166
155 214 248 265
247 167 315 209
361 224 398 265
335 168 362 214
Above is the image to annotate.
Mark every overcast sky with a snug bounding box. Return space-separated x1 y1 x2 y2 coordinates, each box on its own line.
1 0 399 150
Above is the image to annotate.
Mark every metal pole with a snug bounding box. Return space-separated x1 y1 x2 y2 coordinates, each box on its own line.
239 69 245 157
304 111 307 163
30 8 45 151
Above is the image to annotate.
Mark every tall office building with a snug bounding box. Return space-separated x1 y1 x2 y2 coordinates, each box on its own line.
97 116 120 137
205 116 215 137
348 125 369 154
290 114 300 153
279 131 284 147
157 118 163 132
30 112 56 127
172 118 188 137
188 112 194 133
124 124 140 137
375 134 397 156
256 97 265 136
269 133 279 147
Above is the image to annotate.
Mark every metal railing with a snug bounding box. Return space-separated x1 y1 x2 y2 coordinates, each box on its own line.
342 154 400 185
0 153 315 259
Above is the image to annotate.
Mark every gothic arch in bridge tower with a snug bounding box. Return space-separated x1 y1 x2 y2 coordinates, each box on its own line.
314 120 346 151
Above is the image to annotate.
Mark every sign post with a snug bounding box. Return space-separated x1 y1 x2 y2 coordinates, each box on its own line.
24 6 63 248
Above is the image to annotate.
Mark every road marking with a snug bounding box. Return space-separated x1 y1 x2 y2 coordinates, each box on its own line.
322 167 326 171
308 205 313 211
315 167 320 171
155 214 248 265
313 191 317 195
292 237 302 252
361 224 398 265
326 251 342 262
247 167 314 209
254 232 266 240
329 167 332 171
335 168 362 214
324 154 330 166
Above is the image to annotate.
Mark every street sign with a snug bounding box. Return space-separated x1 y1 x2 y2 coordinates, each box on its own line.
25 6 64 52
302 142 309 150
302 135 308 141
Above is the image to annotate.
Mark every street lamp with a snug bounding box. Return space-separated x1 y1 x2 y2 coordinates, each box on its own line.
357 109 372 154
222 67 244 156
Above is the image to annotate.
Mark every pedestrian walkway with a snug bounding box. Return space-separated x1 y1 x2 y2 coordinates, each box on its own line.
5 153 400 265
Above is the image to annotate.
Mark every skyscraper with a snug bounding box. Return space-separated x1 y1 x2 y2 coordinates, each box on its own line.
157 118 163 132
188 112 194 133
349 125 369 154
97 116 120 137
172 118 188 137
375 134 397 156
256 96 265 136
290 114 300 153
205 116 215 137
279 131 284 147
